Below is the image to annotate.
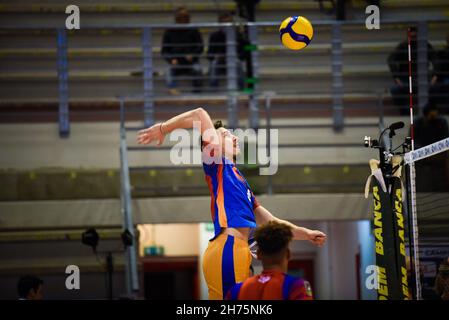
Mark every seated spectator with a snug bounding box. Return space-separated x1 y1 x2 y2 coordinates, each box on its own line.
405 257 439 300
413 102 449 192
234 0 260 22
430 33 449 112
226 221 313 300
161 7 204 95
387 27 436 115
207 12 247 89
434 259 449 300
17 275 43 300
414 102 449 148
420 268 441 300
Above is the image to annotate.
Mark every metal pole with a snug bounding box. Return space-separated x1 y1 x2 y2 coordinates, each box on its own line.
378 91 385 129
404 162 417 300
265 92 274 195
247 24 259 129
57 29 70 137
119 97 125 130
120 126 140 294
225 25 238 129
106 252 114 300
417 21 428 115
142 27 154 127
331 22 344 132
119 163 131 296
119 95 132 296
407 27 421 300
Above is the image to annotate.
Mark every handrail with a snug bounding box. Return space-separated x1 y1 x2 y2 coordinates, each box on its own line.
1 18 449 30
119 101 139 295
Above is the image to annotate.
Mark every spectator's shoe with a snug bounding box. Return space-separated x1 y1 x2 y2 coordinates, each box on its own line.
130 70 143 77
168 88 181 96
130 70 162 77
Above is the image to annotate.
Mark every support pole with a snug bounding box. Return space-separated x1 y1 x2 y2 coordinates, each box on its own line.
57 29 70 137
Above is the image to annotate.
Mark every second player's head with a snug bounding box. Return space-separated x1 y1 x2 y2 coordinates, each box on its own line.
255 221 293 272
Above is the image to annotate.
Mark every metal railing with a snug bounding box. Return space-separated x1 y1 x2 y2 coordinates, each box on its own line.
119 100 139 295
30 18 439 135
2 18 449 130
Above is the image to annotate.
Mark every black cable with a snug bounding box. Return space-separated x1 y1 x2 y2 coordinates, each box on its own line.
391 164 402 175
94 250 106 269
93 249 110 300
378 127 390 146
392 143 406 153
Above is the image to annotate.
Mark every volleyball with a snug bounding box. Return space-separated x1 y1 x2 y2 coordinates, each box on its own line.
279 16 314 50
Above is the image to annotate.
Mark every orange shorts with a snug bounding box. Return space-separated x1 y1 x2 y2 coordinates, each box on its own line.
202 233 252 300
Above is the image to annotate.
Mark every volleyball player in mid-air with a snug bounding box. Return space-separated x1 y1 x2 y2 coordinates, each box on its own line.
137 107 327 300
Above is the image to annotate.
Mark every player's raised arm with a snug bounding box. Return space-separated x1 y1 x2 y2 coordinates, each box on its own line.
253 205 327 247
137 107 218 146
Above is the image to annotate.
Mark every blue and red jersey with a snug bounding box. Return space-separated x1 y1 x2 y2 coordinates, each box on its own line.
225 270 314 300
203 156 260 239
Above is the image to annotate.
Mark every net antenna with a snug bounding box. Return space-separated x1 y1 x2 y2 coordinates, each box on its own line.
405 26 422 300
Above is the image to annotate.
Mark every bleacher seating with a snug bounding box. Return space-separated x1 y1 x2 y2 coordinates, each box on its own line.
1 0 449 120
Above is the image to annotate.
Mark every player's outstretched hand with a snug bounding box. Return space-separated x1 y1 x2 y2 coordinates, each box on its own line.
307 230 327 247
137 123 165 146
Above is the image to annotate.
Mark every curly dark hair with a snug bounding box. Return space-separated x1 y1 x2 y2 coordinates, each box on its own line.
255 221 293 255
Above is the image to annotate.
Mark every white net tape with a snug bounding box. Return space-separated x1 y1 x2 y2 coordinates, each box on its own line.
404 137 449 165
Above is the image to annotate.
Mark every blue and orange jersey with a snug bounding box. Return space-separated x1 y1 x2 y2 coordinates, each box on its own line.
225 270 314 300
203 155 259 239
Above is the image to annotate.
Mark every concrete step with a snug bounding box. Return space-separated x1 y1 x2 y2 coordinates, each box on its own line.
0 93 399 124
1 0 448 17
0 1 336 28
0 63 392 79
1 23 447 49
0 117 413 170
2 37 417 63
0 164 373 200
0 70 392 101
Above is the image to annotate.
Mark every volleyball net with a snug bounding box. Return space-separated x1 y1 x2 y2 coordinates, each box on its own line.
404 137 449 300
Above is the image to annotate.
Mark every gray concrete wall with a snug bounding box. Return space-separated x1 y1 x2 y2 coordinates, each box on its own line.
0 193 371 230
0 117 407 170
